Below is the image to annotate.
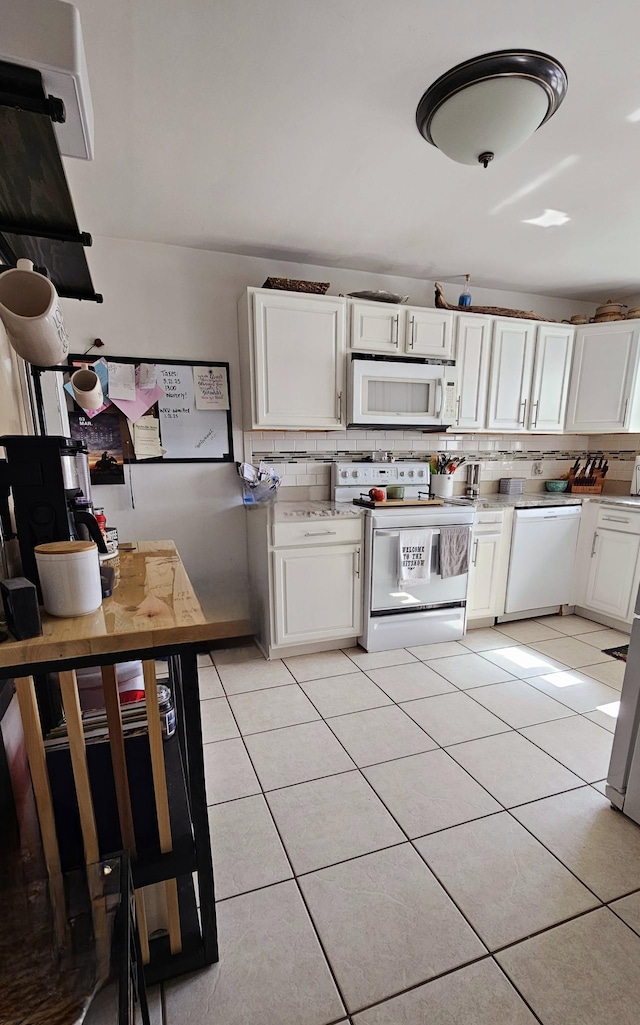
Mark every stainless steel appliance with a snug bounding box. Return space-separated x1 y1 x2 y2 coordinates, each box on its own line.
607 584 640 820
333 462 473 651
631 456 640 495
348 354 458 428
0 434 107 593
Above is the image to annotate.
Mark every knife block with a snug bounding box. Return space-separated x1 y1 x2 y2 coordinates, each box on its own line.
569 469 605 494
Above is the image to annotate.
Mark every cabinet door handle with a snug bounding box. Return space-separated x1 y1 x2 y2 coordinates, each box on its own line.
354 547 361 578
624 397 630 425
472 538 479 566
394 313 400 347
304 530 337 537
602 516 630 524
591 532 599 557
520 399 527 426
409 317 415 350
337 391 342 421
532 400 539 428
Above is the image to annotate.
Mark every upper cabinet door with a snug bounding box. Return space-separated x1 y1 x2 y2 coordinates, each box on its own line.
528 324 574 432
404 308 454 358
252 292 346 429
565 324 640 433
454 314 491 429
349 300 402 352
486 320 536 431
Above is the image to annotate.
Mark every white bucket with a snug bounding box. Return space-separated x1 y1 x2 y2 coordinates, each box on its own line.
430 474 455 499
35 540 102 617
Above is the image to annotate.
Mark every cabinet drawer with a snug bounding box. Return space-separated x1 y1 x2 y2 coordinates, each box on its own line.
595 506 640 534
272 518 363 548
474 511 504 527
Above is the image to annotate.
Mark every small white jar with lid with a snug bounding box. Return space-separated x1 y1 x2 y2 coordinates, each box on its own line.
34 540 102 617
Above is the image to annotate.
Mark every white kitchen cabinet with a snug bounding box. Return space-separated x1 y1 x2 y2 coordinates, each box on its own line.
454 314 491 429
487 319 537 431
273 543 362 646
528 324 574 432
238 289 346 430
349 300 401 353
466 510 511 624
584 528 640 621
404 307 454 358
467 531 502 620
565 323 640 432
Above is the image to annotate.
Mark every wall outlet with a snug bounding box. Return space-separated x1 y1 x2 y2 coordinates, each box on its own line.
532 461 543 476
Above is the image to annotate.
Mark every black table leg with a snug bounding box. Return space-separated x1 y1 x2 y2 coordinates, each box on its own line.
178 650 218 965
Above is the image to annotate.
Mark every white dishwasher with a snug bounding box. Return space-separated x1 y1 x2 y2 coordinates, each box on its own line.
502 506 582 618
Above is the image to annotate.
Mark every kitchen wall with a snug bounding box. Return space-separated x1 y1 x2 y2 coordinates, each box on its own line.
245 431 639 500
58 235 599 613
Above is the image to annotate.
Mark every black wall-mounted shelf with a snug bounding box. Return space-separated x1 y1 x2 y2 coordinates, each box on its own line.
0 60 102 302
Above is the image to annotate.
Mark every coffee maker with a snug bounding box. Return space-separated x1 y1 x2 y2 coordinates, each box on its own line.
0 435 107 592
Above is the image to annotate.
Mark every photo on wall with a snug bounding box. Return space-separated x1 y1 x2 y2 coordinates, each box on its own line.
68 407 126 485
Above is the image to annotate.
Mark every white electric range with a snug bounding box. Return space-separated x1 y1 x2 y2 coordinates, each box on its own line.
332 462 474 652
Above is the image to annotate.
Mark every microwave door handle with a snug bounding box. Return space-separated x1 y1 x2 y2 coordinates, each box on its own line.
435 380 443 417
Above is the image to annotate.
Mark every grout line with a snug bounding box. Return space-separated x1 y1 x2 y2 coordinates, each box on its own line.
221 694 352 1020
200 628 625 1019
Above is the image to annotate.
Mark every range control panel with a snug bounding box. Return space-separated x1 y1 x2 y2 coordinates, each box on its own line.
331 461 431 488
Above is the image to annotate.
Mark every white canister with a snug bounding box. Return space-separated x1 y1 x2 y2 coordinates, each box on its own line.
70 366 104 411
35 541 102 617
430 474 454 499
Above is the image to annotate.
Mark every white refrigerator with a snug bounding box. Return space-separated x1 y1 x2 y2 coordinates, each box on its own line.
606 583 640 822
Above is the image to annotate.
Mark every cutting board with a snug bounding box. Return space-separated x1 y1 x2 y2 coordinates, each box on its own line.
353 497 444 508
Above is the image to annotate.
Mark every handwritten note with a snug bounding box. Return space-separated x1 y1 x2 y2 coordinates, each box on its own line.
156 364 228 459
138 363 157 389
193 366 229 410
107 361 136 401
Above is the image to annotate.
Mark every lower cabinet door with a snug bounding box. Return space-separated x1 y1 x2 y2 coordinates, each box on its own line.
467 531 501 619
584 529 640 621
273 544 362 645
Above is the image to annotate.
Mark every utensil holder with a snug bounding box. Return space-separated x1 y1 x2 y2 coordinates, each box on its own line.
430 474 454 499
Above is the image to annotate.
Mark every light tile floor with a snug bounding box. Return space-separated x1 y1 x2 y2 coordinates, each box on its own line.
163 614 640 1025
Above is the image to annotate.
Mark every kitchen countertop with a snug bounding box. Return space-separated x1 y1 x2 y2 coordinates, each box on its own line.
272 500 364 520
0 539 251 671
447 494 640 511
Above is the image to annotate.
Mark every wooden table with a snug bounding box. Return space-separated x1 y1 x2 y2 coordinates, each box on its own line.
1 540 251 984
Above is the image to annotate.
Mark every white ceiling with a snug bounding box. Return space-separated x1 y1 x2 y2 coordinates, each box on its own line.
64 0 640 300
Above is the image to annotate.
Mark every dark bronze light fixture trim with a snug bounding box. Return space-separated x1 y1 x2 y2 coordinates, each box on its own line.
416 49 568 166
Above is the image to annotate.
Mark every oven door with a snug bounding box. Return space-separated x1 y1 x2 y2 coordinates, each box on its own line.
371 526 468 612
349 356 457 427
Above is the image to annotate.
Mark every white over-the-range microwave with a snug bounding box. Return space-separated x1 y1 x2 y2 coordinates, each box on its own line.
348 353 458 429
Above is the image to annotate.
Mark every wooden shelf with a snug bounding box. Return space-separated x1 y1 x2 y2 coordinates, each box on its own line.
0 61 102 302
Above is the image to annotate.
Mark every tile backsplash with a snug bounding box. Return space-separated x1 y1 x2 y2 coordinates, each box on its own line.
244 431 640 501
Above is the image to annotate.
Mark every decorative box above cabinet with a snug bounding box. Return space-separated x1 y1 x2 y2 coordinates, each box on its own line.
238 288 347 430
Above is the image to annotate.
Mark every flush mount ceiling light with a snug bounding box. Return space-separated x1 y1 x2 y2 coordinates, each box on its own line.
416 50 568 168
